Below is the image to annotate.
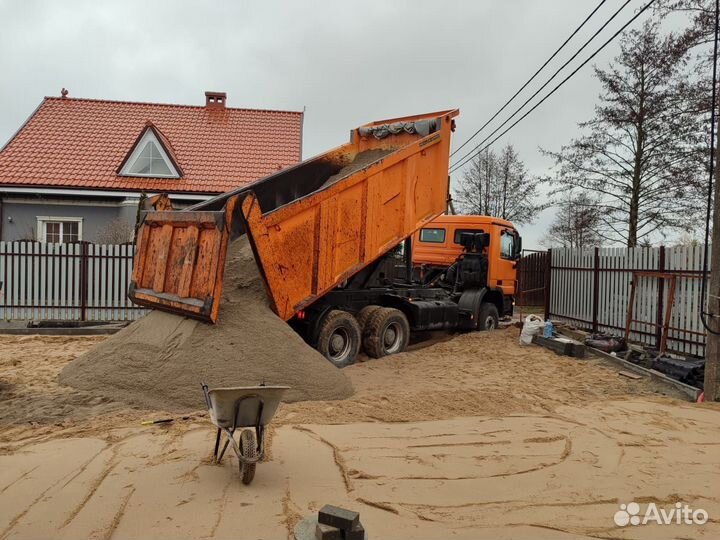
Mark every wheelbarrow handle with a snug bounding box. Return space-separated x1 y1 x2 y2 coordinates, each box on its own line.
200 382 212 410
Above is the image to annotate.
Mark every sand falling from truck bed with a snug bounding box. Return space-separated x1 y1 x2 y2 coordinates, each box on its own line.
59 237 353 411
322 149 394 187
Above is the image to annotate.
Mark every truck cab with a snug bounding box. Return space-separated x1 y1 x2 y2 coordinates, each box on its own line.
412 215 522 315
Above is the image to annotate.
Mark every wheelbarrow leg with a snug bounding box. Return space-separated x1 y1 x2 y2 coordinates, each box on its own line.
217 428 234 462
213 427 221 459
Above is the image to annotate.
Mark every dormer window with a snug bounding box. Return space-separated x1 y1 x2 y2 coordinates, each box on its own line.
118 126 181 178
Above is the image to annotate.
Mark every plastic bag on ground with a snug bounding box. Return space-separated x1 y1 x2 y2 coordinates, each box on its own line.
585 333 627 353
520 315 545 345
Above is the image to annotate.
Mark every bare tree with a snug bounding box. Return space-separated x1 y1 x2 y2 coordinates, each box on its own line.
453 144 546 224
659 0 720 399
543 192 602 249
95 218 135 244
544 20 706 247
658 1 717 51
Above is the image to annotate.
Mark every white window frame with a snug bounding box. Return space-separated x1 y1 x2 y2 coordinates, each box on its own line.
119 129 180 178
37 216 84 243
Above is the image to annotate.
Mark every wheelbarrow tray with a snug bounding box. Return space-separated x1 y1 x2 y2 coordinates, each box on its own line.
206 386 289 429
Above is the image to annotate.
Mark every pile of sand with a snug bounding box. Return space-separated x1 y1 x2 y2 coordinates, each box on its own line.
59 238 353 412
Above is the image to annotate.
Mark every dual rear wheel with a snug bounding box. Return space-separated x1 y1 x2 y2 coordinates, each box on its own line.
316 301 500 368
316 306 410 367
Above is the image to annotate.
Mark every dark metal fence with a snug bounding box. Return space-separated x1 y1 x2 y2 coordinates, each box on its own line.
516 251 548 306
0 241 146 321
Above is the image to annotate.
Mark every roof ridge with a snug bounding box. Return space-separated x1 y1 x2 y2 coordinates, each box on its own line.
44 96 303 115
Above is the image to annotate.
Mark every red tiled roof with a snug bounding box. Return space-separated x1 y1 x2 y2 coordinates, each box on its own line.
0 96 303 194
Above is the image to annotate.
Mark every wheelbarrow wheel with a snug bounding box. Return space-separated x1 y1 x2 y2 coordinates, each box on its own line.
239 429 257 485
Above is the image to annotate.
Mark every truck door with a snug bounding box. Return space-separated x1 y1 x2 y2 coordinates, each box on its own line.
490 227 520 297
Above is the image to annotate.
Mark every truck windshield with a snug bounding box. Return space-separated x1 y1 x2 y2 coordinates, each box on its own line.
453 229 483 244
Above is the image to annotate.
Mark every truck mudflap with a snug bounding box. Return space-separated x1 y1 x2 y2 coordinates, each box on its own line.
128 194 240 323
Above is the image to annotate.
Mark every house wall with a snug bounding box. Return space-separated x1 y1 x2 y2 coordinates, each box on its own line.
0 194 209 243
1 198 124 242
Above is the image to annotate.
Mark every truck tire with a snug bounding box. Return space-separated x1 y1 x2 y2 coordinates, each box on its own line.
477 302 499 331
363 308 410 359
356 305 382 332
316 310 361 368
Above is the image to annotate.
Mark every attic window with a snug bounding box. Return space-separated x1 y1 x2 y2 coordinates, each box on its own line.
119 129 180 178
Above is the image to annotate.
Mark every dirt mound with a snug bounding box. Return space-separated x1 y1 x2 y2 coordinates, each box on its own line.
59 238 353 412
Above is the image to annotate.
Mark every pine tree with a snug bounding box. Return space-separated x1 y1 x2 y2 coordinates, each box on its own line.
544 20 706 247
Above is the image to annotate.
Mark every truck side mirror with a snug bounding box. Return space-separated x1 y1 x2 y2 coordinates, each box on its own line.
513 231 522 260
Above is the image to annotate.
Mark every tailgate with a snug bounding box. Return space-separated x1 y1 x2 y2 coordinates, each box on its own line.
128 196 239 322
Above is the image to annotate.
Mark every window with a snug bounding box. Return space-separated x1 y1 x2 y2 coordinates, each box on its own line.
453 228 483 244
37 217 83 244
127 141 173 176
119 128 180 178
419 228 446 243
500 230 514 259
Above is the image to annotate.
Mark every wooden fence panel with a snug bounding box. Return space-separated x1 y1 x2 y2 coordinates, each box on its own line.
0 241 147 322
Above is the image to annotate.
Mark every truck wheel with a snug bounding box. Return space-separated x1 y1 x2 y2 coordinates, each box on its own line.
477 303 499 331
356 305 382 332
316 310 361 368
363 308 410 359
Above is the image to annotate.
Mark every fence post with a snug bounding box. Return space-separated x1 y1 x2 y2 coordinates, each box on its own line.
79 241 89 321
655 245 665 349
592 247 600 332
544 249 552 320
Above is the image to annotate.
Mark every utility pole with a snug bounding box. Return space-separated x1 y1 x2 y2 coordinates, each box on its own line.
705 134 720 401
704 1 720 401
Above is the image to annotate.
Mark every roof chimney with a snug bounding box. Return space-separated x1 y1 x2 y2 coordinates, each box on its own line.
205 91 226 109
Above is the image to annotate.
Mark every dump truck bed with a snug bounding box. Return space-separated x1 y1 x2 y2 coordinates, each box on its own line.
129 109 458 322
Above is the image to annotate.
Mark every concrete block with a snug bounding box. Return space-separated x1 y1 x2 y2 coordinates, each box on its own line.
318 505 359 531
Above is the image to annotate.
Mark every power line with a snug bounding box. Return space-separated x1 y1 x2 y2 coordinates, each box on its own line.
450 0 656 174
451 0 633 171
450 0 609 158
450 0 634 172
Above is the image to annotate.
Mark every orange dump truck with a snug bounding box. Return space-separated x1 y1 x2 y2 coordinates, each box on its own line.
413 214 521 316
130 109 520 367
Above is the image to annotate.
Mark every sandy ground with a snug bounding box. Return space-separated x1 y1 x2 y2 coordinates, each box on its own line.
1 329 719 539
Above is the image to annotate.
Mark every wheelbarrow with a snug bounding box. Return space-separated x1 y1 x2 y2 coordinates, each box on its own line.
201 383 289 484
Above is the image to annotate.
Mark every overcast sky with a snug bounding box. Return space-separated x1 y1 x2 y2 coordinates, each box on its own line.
0 0 658 248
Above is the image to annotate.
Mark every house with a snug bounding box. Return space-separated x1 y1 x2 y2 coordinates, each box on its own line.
0 90 303 243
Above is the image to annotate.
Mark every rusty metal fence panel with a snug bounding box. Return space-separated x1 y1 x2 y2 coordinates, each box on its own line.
546 245 708 357
0 241 147 322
